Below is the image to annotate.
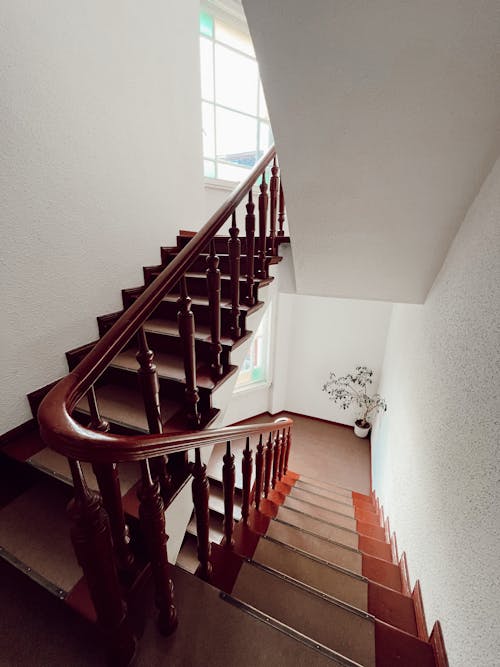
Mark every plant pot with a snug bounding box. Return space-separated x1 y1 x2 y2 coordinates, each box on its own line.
354 420 371 438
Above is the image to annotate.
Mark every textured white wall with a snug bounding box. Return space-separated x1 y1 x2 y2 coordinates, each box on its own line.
0 1 204 432
371 159 500 666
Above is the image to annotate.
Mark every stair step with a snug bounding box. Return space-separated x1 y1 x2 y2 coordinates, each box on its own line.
207 438 257 490
294 479 355 505
0 479 81 596
186 512 225 544
275 507 359 549
209 484 242 521
75 383 182 433
176 533 199 575
252 536 368 611
297 475 355 498
290 486 356 517
266 519 363 573
231 561 376 666
284 496 357 531
144 316 251 350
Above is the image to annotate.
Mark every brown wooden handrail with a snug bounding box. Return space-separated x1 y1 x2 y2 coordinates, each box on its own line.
38 146 277 462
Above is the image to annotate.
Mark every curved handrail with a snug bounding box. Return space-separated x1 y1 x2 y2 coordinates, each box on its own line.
38 146 277 462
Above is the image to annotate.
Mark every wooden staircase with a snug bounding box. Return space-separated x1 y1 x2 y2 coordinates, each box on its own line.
0 148 448 665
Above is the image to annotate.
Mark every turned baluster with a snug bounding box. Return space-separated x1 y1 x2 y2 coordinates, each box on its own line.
191 448 212 580
86 387 135 576
245 190 256 306
254 434 264 511
257 172 269 278
269 157 279 256
278 181 286 237
278 428 286 481
138 459 177 635
136 327 172 500
206 241 223 378
177 277 201 427
222 441 235 548
264 433 273 498
284 427 292 474
272 429 281 489
67 459 136 666
228 212 241 339
241 437 253 524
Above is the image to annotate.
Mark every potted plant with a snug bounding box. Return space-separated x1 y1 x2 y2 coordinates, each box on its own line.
322 366 387 438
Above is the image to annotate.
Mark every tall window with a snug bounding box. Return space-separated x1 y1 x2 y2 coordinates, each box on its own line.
200 8 273 182
236 307 271 389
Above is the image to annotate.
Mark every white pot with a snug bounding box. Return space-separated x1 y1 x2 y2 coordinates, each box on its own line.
354 420 371 438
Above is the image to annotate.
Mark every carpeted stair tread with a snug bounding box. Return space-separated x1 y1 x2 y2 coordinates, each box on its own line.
252 537 368 611
0 479 81 593
27 447 140 495
290 487 356 517
276 506 359 549
284 495 358 530
231 561 375 666
295 479 356 505
297 475 353 498
135 565 340 667
76 383 181 433
266 519 363 573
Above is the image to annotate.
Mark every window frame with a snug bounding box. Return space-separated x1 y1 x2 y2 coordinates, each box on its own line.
234 305 272 392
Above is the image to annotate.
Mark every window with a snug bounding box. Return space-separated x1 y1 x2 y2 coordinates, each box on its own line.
236 307 271 389
200 7 273 181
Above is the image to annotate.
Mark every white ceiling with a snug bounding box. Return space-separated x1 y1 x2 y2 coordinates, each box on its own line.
243 0 500 303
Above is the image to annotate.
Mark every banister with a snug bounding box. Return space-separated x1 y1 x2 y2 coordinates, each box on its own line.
38 146 278 462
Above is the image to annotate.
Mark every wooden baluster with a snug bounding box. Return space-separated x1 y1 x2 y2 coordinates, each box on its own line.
206 240 223 378
177 277 201 427
245 190 256 306
86 387 135 577
284 427 291 475
222 440 235 548
254 434 264 511
67 459 136 666
272 429 281 489
191 448 212 580
264 433 273 498
257 172 269 278
278 181 286 237
269 157 279 256
228 212 241 339
241 436 253 524
278 428 286 481
136 327 172 500
138 459 177 635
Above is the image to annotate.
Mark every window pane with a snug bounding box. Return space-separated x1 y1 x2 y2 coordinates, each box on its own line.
200 11 214 38
258 81 269 119
204 159 215 178
215 44 258 115
202 102 215 158
200 37 214 101
217 162 252 182
215 19 255 57
259 121 273 153
216 106 258 165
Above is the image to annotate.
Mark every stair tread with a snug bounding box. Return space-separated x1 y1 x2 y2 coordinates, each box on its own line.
231 561 375 666
162 292 262 312
295 479 355 504
253 537 368 612
290 487 356 517
76 383 182 433
207 438 257 489
186 513 225 544
297 475 356 497
144 317 250 348
209 485 242 520
276 507 359 549
284 496 357 531
0 479 81 593
136 565 340 667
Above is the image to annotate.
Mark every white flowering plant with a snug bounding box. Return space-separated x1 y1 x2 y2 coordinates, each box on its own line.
322 366 387 428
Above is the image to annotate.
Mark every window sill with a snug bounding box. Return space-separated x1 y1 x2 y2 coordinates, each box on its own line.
204 176 237 191
233 380 271 396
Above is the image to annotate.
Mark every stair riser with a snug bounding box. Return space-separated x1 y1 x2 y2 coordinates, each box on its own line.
143 331 232 369
150 298 260 333
145 271 261 304
163 252 265 276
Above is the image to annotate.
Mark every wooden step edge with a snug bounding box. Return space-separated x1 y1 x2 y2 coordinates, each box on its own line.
375 619 436 667
0 545 68 601
220 591 365 667
430 620 449 667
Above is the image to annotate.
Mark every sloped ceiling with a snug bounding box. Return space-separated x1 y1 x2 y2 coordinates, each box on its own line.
243 0 500 303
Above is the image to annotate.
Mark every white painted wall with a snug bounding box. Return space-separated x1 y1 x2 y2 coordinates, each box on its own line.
371 158 500 666
0 1 204 433
243 0 500 303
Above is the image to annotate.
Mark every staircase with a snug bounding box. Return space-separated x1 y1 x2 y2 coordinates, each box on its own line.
0 147 448 665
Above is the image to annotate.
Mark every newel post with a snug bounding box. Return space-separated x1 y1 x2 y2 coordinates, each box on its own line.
67 459 136 666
